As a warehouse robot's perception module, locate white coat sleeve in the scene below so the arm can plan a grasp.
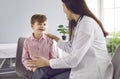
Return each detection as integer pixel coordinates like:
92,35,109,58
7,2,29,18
50,21,95,68
57,40,72,53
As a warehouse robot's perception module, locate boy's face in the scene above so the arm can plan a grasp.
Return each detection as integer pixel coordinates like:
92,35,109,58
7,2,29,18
31,21,46,35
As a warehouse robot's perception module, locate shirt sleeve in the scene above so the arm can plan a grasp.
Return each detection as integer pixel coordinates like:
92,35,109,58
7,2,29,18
22,39,32,70
57,40,72,53
50,20,95,68
49,40,57,59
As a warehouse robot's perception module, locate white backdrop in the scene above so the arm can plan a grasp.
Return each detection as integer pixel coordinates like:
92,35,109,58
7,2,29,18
0,0,99,43
0,0,68,43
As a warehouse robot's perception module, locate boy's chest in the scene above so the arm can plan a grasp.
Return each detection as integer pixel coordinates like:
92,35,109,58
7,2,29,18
28,41,51,55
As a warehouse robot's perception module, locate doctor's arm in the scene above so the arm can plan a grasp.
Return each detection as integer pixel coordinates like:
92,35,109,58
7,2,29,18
46,33,72,53
50,31,94,68
49,21,95,68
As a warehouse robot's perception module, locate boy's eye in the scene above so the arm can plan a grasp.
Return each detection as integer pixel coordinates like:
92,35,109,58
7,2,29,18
44,24,46,26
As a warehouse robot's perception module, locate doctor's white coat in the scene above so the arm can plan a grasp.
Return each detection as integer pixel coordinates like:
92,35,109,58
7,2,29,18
50,16,113,79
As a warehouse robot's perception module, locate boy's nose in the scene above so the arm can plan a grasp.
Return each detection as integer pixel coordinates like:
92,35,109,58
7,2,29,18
40,25,44,27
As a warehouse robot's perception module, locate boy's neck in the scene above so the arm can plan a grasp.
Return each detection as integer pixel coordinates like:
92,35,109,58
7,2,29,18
33,33,43,39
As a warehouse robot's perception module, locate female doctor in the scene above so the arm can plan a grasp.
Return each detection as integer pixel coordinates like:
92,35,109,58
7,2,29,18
28,0,113,79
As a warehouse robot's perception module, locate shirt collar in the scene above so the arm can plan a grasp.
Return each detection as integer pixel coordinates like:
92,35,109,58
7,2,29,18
76,15,83,25
30,33,46,41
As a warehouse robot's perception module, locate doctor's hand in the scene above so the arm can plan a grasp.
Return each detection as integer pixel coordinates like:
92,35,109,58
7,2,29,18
27,56,50,68
32,68,37,72
45,33,60,42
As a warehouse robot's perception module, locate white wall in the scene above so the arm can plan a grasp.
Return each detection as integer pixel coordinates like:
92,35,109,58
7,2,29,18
0,0,100,43
86,0,100,19
0,0,68,43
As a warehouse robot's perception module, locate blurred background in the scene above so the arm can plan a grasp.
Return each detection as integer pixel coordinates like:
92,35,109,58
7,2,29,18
0,0,120,79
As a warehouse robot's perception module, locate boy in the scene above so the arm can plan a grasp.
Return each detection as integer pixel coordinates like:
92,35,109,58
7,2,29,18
22,14,56,72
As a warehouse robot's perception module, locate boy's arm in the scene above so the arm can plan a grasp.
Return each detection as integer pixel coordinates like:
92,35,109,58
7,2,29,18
22,40,32,71
49,40,57,59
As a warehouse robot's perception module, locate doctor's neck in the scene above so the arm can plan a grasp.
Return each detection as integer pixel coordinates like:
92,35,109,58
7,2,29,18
72,14,81,22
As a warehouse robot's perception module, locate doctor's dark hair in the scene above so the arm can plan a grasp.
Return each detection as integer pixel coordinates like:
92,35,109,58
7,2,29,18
62,0,108,40
31,14,47,24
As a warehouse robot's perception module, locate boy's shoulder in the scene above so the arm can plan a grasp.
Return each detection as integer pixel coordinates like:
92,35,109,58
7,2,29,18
24,36,32,43
44,34,53,42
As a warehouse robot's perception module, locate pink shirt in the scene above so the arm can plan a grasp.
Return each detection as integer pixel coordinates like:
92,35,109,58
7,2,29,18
22,33,56,70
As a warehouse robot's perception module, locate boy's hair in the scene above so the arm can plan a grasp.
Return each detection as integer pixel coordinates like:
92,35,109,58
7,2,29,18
31,14,47,24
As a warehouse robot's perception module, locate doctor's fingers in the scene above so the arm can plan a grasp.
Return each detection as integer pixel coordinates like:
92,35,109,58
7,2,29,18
27,62,38,67
45,33,58,39
45,33,53,38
